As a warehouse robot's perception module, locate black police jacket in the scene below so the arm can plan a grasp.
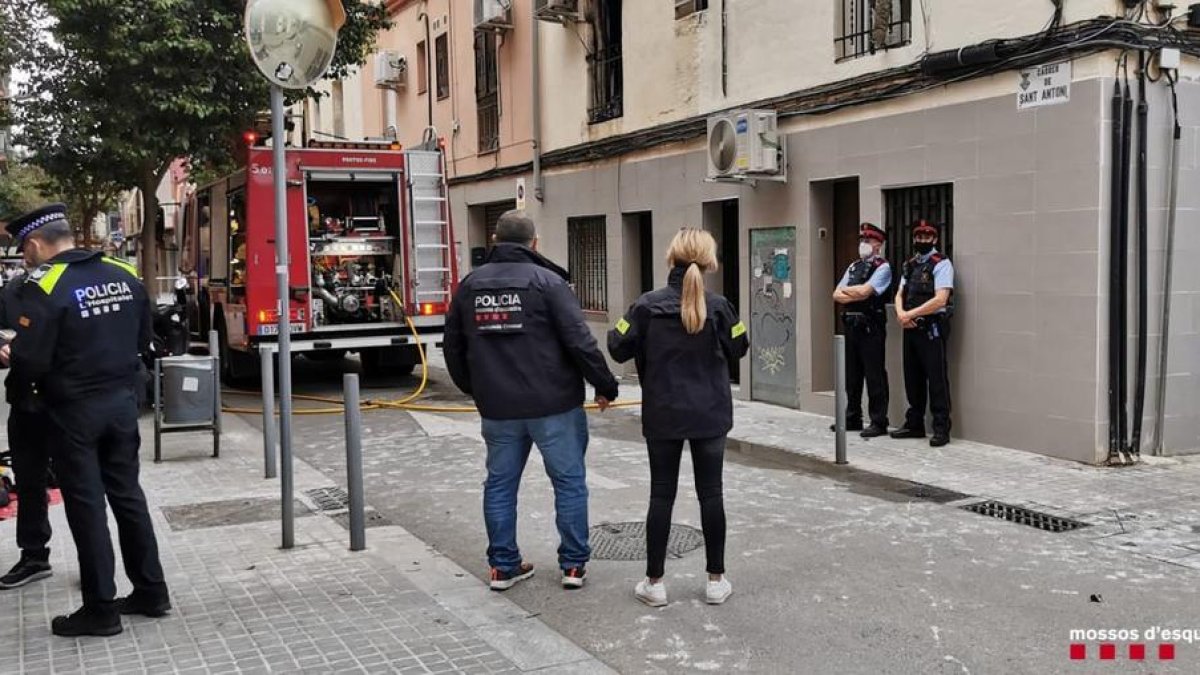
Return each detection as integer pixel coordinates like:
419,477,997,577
607,266,749,440
0,274,44,412
11,249,151,402
444,243,619,420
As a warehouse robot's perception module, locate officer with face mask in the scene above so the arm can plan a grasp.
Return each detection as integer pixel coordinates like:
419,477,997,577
831,223,892,437
892,219,955,447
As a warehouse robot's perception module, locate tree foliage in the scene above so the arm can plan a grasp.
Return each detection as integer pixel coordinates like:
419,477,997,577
10,0,390,283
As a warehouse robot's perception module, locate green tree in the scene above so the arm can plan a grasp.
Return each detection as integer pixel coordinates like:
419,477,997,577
13,0,389,285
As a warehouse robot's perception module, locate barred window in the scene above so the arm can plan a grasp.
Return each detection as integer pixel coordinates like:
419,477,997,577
884,183,954,266
836,0,912,62
568,217,608,313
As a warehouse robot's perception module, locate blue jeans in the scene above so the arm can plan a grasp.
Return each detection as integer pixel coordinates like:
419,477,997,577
481,407,590,573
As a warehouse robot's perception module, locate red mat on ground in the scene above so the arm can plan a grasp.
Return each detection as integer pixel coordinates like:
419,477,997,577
0,489,62,521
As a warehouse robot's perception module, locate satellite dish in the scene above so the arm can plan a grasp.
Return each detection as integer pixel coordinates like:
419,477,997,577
708,118,737,174
244,0,346,89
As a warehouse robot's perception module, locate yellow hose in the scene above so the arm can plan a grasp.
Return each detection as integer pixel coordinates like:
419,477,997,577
220,289,639,416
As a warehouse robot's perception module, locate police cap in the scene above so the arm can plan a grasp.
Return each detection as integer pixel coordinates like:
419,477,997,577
859,222,886,243
912,219,938,238
5,203,69,248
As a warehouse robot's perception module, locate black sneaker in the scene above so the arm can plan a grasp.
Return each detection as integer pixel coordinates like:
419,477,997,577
561,566,587,589
51,606,122,637
930,435,951,448
0,552,52,590
489,562,534,591
116,592,172,618
889,428,926,439
860,426,889,439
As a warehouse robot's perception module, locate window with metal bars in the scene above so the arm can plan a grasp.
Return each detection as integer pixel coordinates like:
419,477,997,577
884,183,954,269
475,30,500,154
568,217,608,313
588,0,623,124
435,33,450,100
836,0,912,62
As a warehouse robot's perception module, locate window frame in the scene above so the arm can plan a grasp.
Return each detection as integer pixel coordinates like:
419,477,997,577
835,0,913,63
567,216,609,314
416,40,428,95
475,30,500,154
883,183,955,293
435,33,450,101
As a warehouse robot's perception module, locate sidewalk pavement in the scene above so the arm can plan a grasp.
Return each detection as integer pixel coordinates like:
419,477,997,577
0,405,614,675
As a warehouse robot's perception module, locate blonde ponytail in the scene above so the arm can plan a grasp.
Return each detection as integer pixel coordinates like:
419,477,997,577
666,228,719,335
680,262,707,334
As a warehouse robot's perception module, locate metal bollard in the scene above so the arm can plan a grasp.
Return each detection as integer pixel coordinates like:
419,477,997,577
834,335,848,465
261,347,278,479
343,374,367,551
209,330,222,457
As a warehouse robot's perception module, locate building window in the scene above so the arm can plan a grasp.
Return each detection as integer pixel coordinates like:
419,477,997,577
836,0,912,62
588,0,623,124
568,216,608,313
416,40,428,94
475,31,500,154
884,183,954,265
435,33,450,100
675,0,709,19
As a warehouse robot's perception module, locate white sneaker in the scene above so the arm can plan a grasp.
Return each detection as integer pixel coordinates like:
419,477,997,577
706,577,732,605
635,579,668,607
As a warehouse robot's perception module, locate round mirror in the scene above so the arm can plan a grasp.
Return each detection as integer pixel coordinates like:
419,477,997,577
244,0,343,89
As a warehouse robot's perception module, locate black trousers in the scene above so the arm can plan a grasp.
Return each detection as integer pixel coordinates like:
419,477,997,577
844,323,889,429
8,408,53,556
902,320,952,437
645,437,726,579
49,390,167,610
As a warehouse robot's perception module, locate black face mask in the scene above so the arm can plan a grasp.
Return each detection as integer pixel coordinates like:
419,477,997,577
914,242,935,255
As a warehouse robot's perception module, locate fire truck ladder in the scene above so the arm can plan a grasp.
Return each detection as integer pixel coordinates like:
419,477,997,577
404,149,454,311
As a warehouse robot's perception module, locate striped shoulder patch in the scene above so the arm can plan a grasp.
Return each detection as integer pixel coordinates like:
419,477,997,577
27,263,69,295
102,256,139,277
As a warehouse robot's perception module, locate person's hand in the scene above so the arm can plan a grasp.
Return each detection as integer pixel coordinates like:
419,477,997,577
0,343,11,367
594,396,610,412
895,309,909,325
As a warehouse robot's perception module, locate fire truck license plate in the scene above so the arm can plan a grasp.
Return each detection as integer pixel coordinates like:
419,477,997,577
257,323,306,336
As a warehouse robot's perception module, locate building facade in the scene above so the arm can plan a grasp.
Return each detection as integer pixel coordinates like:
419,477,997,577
320,0,1200,464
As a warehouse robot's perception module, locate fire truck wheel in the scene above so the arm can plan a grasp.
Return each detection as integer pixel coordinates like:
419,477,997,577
215,314,259,386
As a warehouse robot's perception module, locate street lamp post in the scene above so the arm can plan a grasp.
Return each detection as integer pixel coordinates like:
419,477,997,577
244,0,345,550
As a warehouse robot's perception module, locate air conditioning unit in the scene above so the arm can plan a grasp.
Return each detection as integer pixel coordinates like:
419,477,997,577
706,109,783,180
373,50,407,89
475,0,513,31
536,0,582,23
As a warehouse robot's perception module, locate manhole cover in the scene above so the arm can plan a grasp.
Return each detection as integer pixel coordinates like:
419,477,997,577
589,521,704,561
163,497,311,531
961,501,1090,533
306,486,351,512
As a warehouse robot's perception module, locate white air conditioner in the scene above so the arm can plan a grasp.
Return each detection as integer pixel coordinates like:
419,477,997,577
675,0,705,20
706,109,782,180
373,50,407,89
475,0,513,31
536,0,582,23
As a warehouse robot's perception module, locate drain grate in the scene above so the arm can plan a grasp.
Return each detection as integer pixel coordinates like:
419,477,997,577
589,521,704,561
163,497,310,531
961,501,1090,533
306,486,351,512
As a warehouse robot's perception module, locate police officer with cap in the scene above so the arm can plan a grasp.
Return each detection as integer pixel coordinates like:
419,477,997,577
832,223,892,437
892,219,955,447
0,235,55,591
1,204,169,637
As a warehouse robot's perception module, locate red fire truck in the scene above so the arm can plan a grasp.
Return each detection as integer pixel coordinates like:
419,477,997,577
179,139,459,382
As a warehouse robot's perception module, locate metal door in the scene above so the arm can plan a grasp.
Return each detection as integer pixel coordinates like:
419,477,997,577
749,227,797,406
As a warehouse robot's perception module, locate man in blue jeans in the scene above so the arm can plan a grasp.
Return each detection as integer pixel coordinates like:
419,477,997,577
445,211,619,591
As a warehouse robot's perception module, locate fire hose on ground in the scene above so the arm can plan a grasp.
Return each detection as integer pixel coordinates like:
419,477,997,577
218,289,641,416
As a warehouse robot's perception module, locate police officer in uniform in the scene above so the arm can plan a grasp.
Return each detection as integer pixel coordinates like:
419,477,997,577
891,219,955,447
0,264,55,590
444,211,618,591
2,204,169,637
832,223,892,438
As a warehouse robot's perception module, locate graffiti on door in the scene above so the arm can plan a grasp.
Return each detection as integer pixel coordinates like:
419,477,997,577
749,228,797,406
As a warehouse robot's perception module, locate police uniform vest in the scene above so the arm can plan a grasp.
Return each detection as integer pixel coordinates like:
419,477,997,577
845,257,887,324
903,253,950,314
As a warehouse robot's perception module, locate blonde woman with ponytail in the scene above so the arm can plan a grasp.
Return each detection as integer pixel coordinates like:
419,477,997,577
608,228,749,607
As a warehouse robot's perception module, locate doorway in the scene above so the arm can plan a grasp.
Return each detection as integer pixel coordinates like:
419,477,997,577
809,178,860,393
622,212,654,309
704,199,742,383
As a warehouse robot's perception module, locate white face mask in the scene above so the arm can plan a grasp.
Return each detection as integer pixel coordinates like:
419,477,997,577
858,242,874,259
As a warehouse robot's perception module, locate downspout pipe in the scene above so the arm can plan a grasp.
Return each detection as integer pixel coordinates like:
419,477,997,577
1107,79,1125,463
1131,54,1149,458
532,5,544,201
1152,74,1182,455
1119,77,1134,461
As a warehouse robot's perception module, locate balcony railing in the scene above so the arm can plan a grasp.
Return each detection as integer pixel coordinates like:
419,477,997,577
587,45,623,124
